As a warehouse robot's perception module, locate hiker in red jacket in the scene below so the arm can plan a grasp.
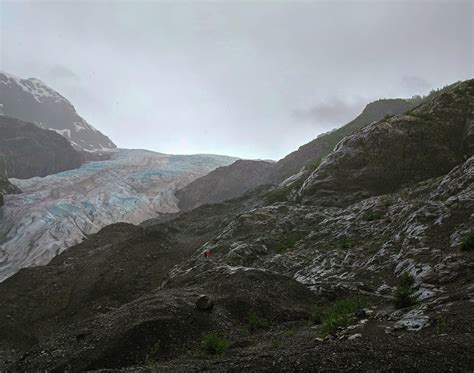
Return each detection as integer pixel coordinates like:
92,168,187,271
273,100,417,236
203,249,212,258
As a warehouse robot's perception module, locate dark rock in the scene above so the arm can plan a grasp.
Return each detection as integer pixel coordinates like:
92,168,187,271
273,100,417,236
0,116,82,178
176,159,274,211
0,160,21,199
195,295,214,311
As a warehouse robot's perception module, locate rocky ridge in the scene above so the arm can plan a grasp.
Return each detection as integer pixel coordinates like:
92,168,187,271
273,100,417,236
300,80,473,206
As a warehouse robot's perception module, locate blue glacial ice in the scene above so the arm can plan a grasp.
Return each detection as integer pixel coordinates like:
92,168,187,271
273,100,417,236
0,149,237,281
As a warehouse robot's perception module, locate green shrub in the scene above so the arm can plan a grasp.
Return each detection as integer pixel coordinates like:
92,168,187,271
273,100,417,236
338,236,354,249
365,211,384,221
201,332,229,355
394,272,417,309
320,299,365,336
461,231,474,251
247,311,270,332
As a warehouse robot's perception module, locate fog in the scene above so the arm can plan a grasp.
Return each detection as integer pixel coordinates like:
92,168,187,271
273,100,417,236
1,0,472,159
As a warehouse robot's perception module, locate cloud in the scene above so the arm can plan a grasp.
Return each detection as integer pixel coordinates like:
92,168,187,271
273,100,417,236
1,1,472,159
401,75,432,94
48,65,80,81
293,97,367,127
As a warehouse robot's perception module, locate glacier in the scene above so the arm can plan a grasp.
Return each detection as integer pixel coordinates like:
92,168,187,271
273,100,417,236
0,149,237,281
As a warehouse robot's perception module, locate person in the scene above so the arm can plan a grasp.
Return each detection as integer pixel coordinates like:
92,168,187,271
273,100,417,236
203,249,211,258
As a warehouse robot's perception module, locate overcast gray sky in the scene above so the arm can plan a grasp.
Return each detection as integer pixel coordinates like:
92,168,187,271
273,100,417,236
0,0,472,159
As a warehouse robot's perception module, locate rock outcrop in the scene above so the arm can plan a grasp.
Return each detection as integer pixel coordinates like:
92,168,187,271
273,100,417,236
176,159,274,210
300,80,473,206
0,157,21,206
0,173,19,207
0,116,82,179
0,71,116,152
268,98,415,183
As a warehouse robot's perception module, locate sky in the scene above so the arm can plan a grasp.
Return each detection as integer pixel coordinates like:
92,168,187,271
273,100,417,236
0,0,472,160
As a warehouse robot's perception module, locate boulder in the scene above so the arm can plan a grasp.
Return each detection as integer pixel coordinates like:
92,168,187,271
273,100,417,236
195,295,214,311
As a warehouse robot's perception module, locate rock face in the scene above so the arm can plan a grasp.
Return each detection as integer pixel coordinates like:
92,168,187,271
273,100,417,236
0,116,82,179
300,80,474,206
0,160,21,207
176,159,274,210
0,79,473,371
0,71,116,152
0,149,237,281
0,174,19,207
268,98,415,183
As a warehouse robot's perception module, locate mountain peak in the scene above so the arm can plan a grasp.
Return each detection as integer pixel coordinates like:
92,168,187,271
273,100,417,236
0,71,116,152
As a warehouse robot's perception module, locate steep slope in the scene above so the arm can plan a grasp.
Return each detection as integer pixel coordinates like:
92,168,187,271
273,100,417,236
0,116,82,179
0,150,237,281
300,80,473,206
175,99,414,210
176,159,274,211
0,71,116,152
0,79,472,371
268,98,414,183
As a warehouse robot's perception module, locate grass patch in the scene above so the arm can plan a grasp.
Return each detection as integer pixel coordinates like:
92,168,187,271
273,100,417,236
436,315,448,335
144,342,161,367
201,332,229,355
365,211,384,221
338,236,354,249
285,328,296,337
320,298,366,336
275,231,305,253
406,111,435,121
270,338,281,349
394,272,417,309
461,230,474,251
247,311,270,332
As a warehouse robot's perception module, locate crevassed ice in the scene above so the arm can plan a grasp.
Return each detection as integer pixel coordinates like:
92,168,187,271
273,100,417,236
0,149,237,282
